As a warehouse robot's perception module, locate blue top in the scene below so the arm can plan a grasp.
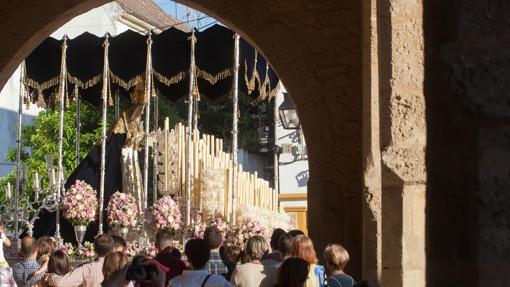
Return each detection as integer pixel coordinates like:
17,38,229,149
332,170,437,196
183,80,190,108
308,264,326,287
327,273,355,287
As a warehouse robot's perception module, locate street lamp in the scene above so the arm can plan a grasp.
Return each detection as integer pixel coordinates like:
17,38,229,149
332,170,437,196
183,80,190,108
278,93,300,129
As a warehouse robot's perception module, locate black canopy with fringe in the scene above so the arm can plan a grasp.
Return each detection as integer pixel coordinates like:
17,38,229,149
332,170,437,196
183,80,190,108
24,24,279,107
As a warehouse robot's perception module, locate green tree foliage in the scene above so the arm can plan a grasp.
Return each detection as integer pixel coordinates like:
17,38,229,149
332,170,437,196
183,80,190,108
0,101,105,205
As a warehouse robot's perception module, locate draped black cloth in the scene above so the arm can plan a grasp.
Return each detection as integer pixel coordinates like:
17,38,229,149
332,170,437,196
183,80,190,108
32,133,139,243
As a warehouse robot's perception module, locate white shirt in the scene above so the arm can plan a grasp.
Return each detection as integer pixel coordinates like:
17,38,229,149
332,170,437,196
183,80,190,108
168,270,233,287
230,262,277,287
0,233,6,262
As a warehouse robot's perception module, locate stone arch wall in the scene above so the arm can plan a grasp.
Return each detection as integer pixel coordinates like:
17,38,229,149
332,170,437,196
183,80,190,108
0,0,365,280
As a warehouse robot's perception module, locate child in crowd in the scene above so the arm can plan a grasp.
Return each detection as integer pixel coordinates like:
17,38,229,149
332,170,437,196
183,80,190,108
323,244,355,287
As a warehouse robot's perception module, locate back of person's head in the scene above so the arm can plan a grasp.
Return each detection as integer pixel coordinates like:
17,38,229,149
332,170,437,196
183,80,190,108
155,229,176,251
103,251,129,280
110,235,127,252
237,250,250,264
21,236,37,257
270,228,286,251
37,236,56,257
277,258,309,287
48,250,70,275
185,239,210,269
324,244,350,274
203,226,223,250
278,233,294,258
291,235,318,264
245,235,268,261
170,247,182,259
288,229,305,238
224,244,242,263
94,234,113,257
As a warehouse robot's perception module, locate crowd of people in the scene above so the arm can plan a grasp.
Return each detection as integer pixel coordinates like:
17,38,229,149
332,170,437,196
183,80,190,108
0,220,367,287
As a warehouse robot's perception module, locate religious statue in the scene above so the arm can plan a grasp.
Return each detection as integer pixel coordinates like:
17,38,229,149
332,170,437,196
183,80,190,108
110,81,146,212
32,80,148,243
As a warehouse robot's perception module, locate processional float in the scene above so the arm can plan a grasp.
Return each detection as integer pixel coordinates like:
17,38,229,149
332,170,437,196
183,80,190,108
6,24,284,246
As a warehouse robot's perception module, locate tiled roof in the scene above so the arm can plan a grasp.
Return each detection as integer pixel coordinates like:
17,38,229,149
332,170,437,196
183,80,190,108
116,0,192,32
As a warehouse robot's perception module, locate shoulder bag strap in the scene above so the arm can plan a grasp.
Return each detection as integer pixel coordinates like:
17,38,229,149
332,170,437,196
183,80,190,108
201,274,212,287
330,276,345,287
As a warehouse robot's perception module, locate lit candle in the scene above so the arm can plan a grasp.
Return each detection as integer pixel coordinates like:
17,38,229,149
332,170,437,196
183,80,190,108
6,182,11,199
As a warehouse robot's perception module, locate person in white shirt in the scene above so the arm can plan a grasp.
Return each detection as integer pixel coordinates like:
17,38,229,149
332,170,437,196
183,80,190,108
0,221,12,268
168,239,232,287
230,235,277,287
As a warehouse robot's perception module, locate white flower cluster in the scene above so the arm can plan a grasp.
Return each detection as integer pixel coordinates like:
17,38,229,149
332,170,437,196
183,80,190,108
237,204,294,232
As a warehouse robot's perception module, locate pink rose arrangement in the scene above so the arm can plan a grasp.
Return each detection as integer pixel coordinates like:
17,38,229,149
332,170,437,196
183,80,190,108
226,218,269,246
75,241,95,259
62,180,98,226
190,221,207,238
107,192,139,228
126,241,158,258
151,196,182,230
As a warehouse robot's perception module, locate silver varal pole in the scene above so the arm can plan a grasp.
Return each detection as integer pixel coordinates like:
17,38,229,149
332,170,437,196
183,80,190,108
143,33,153,212
98,35,110,235
273,93,280,197
231,34,240,224
55,36,68,243
14,61,26,245
75,86,81,165
152,94,159,203
186,30,196,227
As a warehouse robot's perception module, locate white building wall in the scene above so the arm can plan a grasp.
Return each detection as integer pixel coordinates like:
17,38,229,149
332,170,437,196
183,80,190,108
51,3,130,39
0,2,132,176
275,86,308,208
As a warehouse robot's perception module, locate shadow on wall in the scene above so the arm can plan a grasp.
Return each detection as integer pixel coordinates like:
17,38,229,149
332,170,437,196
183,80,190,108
424,0,510,285
0,107,36,176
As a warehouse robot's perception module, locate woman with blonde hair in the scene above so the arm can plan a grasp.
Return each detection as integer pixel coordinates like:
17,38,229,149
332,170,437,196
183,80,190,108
291,235,325,287
230,235,277,287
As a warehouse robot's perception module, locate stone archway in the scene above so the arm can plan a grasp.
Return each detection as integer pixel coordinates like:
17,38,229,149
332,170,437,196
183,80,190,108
0,1,431,286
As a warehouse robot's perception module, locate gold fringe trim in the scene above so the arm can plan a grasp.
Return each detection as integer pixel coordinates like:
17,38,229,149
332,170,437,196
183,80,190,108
67,74,102,90
109,73,143,90
24,76,59,94
244,50,259,95
153,70,187,86
196,68,232,85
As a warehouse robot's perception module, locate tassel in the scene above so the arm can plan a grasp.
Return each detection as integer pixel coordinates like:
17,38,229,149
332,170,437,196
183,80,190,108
37,90,46,108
